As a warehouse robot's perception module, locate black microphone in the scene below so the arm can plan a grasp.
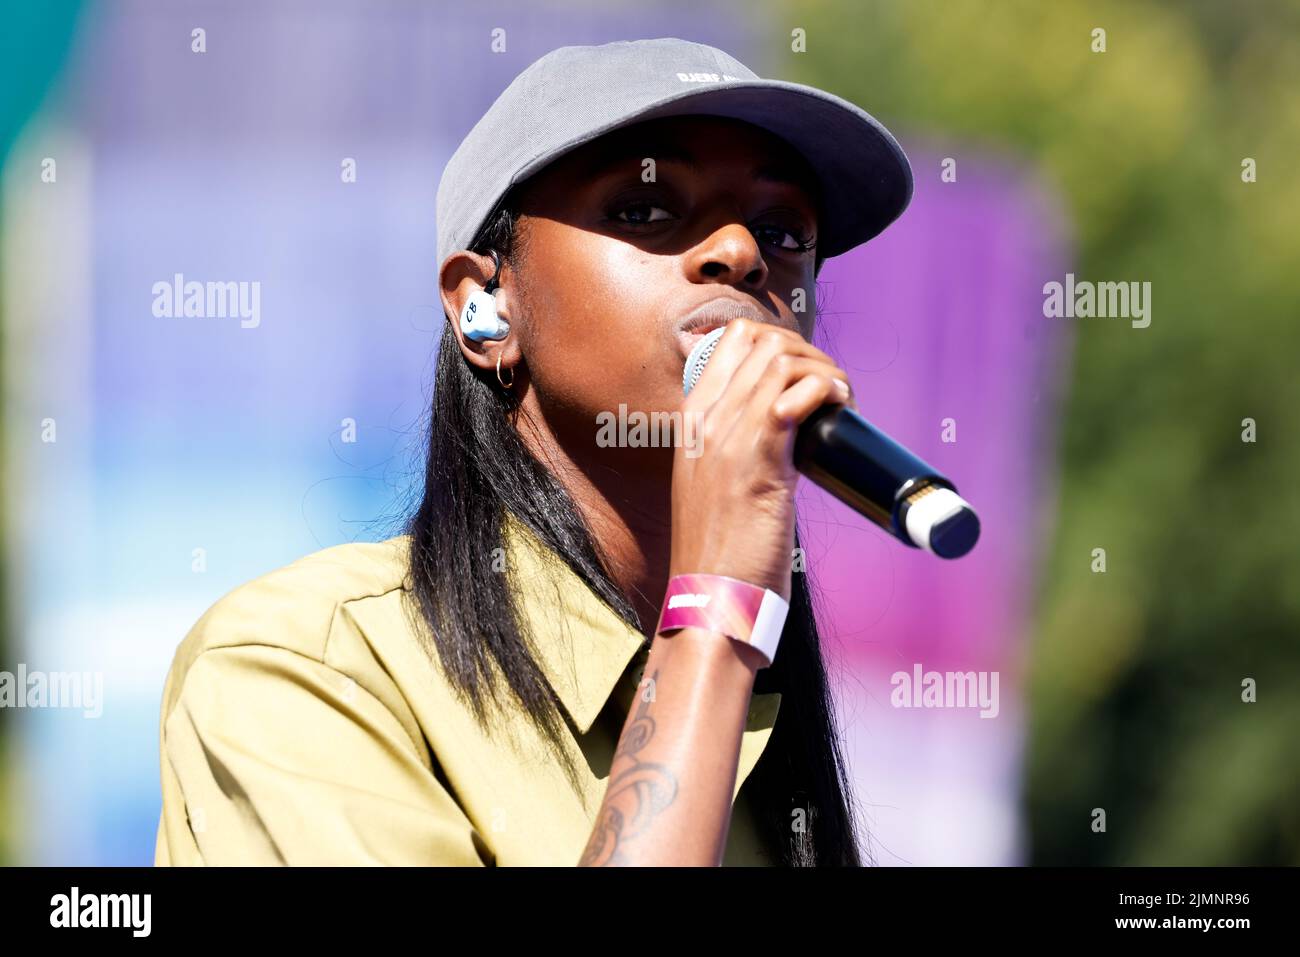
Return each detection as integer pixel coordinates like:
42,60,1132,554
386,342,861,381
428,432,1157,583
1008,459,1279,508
683,327,980,559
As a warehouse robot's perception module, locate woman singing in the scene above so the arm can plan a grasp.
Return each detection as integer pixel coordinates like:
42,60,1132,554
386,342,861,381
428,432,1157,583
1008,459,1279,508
155,36,911,867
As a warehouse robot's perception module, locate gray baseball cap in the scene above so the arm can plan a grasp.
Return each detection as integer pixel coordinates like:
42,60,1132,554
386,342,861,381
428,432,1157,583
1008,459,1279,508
436,37,913,271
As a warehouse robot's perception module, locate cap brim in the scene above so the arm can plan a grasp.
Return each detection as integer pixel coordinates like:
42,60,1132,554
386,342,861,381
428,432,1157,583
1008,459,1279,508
577,80,914,261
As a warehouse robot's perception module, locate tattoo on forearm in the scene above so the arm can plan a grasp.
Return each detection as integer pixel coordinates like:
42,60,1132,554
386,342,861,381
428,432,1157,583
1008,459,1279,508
579,668,678,865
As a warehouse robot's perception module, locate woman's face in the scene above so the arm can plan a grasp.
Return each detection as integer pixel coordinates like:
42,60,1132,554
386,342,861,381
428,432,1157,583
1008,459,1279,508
465,114,822,465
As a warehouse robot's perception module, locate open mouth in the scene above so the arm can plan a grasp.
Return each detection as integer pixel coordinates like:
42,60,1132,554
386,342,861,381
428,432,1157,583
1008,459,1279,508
675,319,730,361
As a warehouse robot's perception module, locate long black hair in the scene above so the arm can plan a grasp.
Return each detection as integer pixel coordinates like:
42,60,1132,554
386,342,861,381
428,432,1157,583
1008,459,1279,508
404,192,866,866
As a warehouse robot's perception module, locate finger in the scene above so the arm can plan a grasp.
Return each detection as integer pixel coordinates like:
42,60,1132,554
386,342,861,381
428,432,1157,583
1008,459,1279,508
700,355,851,465
698,329,840,428
712,347,851,432
768,371,851,429
701,370,848,479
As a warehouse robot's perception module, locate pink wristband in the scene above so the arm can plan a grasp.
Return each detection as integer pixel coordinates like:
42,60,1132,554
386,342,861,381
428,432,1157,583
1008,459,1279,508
656,573,789,668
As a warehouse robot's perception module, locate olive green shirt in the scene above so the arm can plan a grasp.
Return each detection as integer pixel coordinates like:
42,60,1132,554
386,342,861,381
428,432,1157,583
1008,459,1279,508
154,513,783,865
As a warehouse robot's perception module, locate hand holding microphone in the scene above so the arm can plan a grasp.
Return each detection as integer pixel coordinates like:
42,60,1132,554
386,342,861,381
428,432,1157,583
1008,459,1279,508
667,319,864,607
683,322,980,559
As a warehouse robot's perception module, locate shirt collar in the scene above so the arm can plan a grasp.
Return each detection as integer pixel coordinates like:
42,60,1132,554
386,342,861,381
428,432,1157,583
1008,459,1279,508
502,511,782,740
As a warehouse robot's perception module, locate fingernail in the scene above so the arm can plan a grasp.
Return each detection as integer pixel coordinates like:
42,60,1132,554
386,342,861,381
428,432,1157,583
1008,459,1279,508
834,378,850,397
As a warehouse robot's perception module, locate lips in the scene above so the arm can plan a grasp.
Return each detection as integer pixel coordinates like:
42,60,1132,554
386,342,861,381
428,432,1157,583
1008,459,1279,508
673,297,769,361
675,325,726,362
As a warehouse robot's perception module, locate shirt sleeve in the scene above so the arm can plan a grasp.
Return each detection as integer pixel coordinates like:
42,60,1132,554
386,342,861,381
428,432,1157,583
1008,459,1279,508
157,642,489,866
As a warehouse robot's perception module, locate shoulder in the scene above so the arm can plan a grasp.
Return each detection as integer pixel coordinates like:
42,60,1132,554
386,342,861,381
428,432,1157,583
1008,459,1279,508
160,535,414,707
153,535,494,866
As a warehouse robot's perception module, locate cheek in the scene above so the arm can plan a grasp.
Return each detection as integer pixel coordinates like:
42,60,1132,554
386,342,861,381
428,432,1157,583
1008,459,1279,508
522,240,678,417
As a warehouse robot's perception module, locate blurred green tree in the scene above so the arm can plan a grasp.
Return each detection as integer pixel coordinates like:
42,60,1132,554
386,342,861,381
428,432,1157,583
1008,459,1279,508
784,0,1300,863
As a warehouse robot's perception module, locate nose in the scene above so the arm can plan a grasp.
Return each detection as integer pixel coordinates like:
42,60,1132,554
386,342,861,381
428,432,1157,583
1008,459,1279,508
681,202,769,289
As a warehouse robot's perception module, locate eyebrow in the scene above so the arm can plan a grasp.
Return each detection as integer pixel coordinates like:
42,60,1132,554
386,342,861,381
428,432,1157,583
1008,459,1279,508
576,140,818,195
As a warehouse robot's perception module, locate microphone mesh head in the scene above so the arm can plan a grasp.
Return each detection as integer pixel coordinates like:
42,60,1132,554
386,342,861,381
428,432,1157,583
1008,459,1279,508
682,326,728,396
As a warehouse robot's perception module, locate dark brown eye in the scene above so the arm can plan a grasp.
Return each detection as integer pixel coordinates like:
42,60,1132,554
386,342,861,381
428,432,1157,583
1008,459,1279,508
613,201,673,225
754,223,816,252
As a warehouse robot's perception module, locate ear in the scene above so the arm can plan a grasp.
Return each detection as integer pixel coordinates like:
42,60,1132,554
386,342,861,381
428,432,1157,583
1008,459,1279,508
439,250,521,378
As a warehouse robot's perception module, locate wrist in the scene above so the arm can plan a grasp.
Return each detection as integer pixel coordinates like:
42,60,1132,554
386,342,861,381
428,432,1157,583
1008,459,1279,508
667,553,791,604
653,624,769,675
656,572,788,669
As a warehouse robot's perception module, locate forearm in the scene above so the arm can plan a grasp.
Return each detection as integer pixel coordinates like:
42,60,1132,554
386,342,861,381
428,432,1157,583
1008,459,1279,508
577,626,764,866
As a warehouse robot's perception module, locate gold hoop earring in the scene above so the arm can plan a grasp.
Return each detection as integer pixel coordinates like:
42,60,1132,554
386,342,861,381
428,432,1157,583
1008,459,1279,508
495,349,514,390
